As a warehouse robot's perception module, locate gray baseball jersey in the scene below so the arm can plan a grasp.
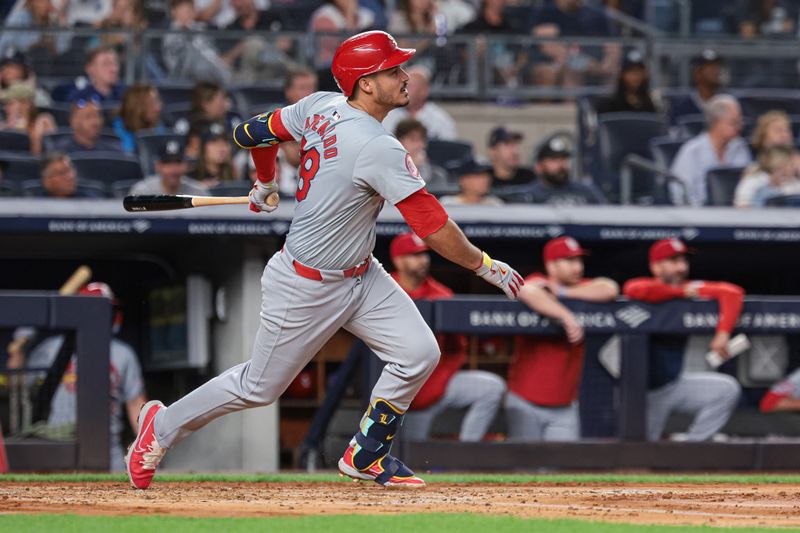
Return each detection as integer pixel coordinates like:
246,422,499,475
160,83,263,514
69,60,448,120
153,91,440,451
27,335,144,469
280,91,426,270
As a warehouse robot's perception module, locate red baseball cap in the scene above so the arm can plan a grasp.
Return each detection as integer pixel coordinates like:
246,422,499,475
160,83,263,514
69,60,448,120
649,238,695,263
390,233,429,260
543,236,588,263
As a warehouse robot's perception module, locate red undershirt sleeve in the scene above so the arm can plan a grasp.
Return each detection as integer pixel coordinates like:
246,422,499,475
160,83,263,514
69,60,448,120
395,189,449,238
250,145,279,183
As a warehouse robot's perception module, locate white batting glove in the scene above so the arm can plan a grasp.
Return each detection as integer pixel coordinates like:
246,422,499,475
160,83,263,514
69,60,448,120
249,180,278,213
474,252,524,299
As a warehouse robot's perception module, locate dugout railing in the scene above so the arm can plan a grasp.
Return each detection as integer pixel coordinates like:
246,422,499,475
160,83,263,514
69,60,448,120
0,293,111,471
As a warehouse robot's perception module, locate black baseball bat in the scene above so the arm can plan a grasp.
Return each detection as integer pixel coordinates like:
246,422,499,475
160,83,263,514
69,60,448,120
123,193,278,212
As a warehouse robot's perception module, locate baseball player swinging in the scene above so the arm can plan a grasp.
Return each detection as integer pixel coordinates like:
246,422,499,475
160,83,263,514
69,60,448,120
125,31,523,489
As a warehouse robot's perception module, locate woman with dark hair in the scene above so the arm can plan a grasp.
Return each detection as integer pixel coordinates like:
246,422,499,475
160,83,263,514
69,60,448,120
188,122,240,187
388,0,438,35
112,83,165,153
596,49,659,115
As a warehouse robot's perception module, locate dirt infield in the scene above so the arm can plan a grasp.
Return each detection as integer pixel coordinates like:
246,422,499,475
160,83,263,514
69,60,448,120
2,481,800,528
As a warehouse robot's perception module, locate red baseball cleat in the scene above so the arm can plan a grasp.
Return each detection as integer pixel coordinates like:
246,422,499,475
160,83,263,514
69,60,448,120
338,445,426,489
125,400,167,490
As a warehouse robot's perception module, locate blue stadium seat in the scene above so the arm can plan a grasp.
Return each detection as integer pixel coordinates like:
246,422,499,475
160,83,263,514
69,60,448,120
70,152,143,191
42,129,123,153
649,136,684,169
135,131,185,175
595,112,668,203
426,140,474,173
20,178,108,198
705,166,746,206
155,84,196,106
232,86,284,118
0,130,31,152
0,152,41,184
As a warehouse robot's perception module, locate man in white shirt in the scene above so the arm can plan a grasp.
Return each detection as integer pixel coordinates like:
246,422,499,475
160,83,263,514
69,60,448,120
382,65,457,140
670,94,752,206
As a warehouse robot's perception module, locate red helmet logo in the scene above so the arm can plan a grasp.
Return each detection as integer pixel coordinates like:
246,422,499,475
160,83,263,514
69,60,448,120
331,31,416,97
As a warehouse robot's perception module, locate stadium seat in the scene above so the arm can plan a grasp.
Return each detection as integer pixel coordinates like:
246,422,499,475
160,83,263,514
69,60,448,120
595,112,668,203
155,84,195,106
765,194,800,207
0,130,31,152
0,152,41,184
0,181,17,196
70,152,143,190
705,166,746,206
20,178,108,198
135,131,185,175
161,102,192,128
42,129,123,153
111,179,139,198
208,181,254,196
426,140,474,173
676,114,706,138
40,104,72,127
739,92,800,119
649,136,685,169
232,86,284,116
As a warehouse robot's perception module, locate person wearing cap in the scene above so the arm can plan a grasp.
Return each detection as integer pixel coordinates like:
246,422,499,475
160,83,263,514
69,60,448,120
0,81,56,155
596,49,659,115
390,233,507,442
23,282,147,471
0,48,50,108
128,140,208,196
439,158,503,206
487,126,537,189
189,122,241,186
502,136,606,205
669,94,752,206
623,238,743,441
382,65,457,141
50,90,123,154
505,236,619,441
669,49,724,126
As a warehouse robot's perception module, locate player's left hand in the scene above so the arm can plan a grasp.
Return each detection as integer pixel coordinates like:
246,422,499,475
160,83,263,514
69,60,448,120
249,180,278,213
474,252,524,299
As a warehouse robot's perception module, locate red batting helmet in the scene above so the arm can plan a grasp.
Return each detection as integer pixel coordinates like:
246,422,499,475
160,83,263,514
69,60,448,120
331,31,416,97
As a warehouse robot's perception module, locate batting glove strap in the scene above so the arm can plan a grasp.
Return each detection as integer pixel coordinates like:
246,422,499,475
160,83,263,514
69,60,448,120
474,252,524,299
248,180,278,213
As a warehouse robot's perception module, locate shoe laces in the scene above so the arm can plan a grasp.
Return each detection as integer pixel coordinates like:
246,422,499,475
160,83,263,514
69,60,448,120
140,440,166,471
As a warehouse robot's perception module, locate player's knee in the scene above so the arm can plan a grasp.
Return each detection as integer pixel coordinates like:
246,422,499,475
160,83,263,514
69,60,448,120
482,372,507,401
717,375,742,406
405,333,440,377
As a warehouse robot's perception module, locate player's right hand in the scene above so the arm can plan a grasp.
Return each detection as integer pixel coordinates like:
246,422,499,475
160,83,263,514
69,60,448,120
562,313,584,344
249,180,278,213
474,252,524,299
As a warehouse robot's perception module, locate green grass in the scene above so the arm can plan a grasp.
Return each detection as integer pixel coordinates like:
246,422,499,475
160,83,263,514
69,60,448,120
2,515,798,533
3,472,800,484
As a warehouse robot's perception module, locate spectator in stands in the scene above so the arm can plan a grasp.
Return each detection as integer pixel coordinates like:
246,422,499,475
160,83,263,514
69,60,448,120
506,236,618,441
394,118,449,191
595,49,659,115
390,233,507,442
0,0,71,57
624,238,743,442
461,0,516,33
51,93,123,154
669,49,724,126
750,145,800,207
218,0,296,84
0,82,57,155
760,367,800,412
63,0,112,26
735,111,799,207
162,0,231,85
530,0,620,89
503,137,606,205
23,282,146,471
487,126,536,188
0,49,50,107
276,67,318,195
439,158,503,205
129,140,208,195
112,83,166,153
189,122,240,186
37,152,105,198
95,0,148,51
670,94,752,206
66,46,125,104
310,0,375,71
382,65,456,141
739,0,797,38
195,0,238,27
179,82,241,159
388,0,439,34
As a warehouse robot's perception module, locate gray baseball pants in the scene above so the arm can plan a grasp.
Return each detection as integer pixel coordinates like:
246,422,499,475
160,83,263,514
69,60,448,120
503,392,580,441
154,249,440,449
647,372,741,441
402,370,507,442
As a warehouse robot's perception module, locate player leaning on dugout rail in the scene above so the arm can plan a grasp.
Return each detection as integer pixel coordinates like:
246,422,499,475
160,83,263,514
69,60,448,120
124,31,524,491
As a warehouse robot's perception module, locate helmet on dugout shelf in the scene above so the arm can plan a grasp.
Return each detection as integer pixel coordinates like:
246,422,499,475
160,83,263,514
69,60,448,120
331,31,416,97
